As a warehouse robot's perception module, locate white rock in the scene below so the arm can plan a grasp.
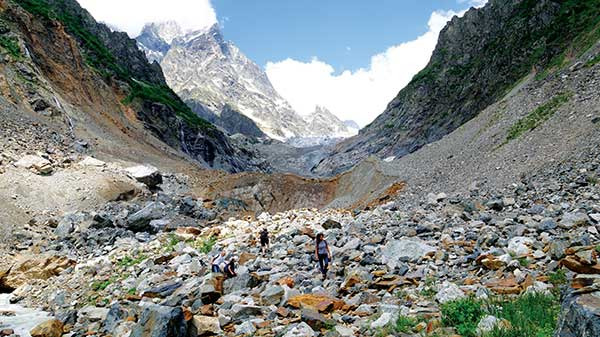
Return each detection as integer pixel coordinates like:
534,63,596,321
382,238,436,267
370,312,393,329
507,237,533,256
477,315,501,335
235,321,256,336
435,281,466,304
79,156,106,167
283,322,315,337
334,325,355,337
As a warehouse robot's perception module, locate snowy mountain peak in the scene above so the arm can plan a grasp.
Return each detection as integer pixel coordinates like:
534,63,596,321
140,21,185,44
304,106,357,138
136,23,353,142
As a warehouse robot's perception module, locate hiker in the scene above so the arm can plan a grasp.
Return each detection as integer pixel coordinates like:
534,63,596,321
211,250,226,273
259,228,269,254
224,257,237,278
315,233,332,279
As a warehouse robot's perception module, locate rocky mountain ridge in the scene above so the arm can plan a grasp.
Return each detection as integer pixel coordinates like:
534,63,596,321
137,22,355,141
314,0,600,175
0,0,268,173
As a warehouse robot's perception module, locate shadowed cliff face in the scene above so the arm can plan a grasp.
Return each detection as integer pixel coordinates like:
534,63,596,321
313,0,600,176
5,0,268,173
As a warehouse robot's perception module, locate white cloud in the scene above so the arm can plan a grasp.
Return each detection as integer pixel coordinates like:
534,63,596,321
76,0,217,38
458,0,488,8
266,10,467,127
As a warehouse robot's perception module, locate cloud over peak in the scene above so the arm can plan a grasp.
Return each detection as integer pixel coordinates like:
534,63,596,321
265,10,463,127
76,0,217,38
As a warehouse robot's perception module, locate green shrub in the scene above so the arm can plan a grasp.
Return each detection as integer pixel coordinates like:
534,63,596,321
395,315,418,333
441,297,484,337
484,293,559,337
197,236,217,254
91,279,111,291
506,92,572,142
117,253,147,268
0,36,22,59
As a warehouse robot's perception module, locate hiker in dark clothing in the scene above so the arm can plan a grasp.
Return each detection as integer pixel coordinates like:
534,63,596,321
224,257,237,278
315,233,332,279
260,228,269,254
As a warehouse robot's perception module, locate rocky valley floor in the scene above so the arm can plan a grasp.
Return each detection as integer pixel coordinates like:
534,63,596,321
1,139,599,336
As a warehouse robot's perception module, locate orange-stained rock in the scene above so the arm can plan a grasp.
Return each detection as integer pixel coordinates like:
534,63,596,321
175,227,202,240
287,294,346,313
277,276,295,288
238,252,256,265
2,255,76,289
276,307,290,317
486,277,522,294
30,320,64,337
560,256,600,274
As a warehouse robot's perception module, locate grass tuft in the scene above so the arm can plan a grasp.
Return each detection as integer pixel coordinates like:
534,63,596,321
505,92,572,142
484,293,559,337
441,297,484,337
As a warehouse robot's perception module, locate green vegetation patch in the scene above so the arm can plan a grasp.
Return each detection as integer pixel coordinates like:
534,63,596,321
441,297,484,337
505,92,572,142
0,35,22,59
196,236,217,254
123,80,214,132
484,293,559,337
117,253,147,268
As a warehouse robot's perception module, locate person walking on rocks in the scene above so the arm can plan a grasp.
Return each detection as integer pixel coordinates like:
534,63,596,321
211,250,226,273
259,228,269,254
315,233,332,280
224,256,237,278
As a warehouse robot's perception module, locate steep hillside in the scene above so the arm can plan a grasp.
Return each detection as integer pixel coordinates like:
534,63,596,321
3,0,266,173
314,0,600,175
137,22,353,141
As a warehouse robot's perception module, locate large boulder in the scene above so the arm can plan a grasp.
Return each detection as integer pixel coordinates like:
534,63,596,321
555,290,600,337
0,255,75,290
199,273,225,304
190,315,221,336
301,308,333,331
130,304,187,337
125,165,163,189
126,202,166,232
435,281,466,304
30,320,64,337
14,155,52,175
283,322,315,337
381,238,436,267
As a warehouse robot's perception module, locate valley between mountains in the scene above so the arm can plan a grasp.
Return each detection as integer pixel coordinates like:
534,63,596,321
1,0,600,336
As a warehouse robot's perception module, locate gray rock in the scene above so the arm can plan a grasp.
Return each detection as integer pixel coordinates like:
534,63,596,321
559,212,590,229
260,285,284,306
127,202,166,232
382,238,436,267
555,291,600,337
235,321,257,336
229,304,263,322
130,304,187,337
283,322,315,337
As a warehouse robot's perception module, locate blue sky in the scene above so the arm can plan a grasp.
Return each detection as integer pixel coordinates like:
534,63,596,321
78,0,486,125
214,1,477,71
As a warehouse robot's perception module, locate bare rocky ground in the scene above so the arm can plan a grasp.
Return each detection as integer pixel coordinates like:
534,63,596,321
0,10,599,337
0,139,599,336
